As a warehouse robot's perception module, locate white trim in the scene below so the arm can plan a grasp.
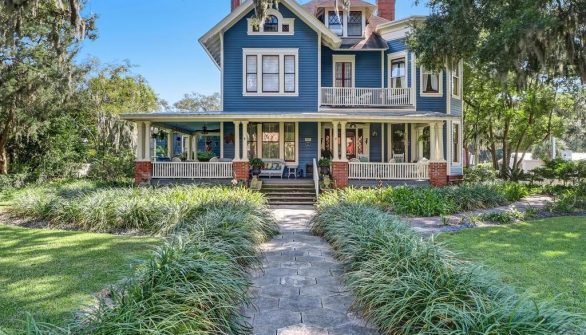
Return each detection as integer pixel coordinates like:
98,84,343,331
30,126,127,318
451,120,462,166
220,121,224,158
410,53,417,108
247,9,295,35
318,32,322,108
380,51,385,87
420,67,444,97
332,54,356,88
446,63,451,114
220,33,224,109
242,48,299,96
387,51,408,89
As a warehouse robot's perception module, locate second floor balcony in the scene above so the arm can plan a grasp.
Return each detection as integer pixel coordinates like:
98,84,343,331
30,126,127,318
321,87,413,108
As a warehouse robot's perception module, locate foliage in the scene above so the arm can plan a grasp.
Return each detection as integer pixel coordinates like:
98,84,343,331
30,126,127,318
249,158,264,168
409,0,586,83
547,183,586,213
172,92,221,112
319,182,529,217
463,164,498,183
312,202,585,334
197,151,215,162
530,159,586,185
9,181,270,235
438,216,586,314
479,209,525,224
0,225,156,333
318,158,331,167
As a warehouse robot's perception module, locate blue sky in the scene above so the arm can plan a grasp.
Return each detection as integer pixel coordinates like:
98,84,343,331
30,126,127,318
80,1,429,103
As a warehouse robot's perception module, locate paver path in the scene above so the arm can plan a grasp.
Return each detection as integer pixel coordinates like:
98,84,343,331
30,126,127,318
245,207,378,335
406,195,554,236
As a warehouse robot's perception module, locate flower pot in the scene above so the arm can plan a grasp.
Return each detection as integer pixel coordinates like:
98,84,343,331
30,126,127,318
320,166,330,176
251,166,262,176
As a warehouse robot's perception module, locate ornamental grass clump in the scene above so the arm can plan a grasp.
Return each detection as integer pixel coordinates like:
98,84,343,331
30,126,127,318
313,198,585,334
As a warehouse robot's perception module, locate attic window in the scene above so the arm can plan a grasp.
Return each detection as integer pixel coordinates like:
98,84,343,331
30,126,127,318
247,10,295,35
348,11,363,36
264,15,279,32
328,11,343,36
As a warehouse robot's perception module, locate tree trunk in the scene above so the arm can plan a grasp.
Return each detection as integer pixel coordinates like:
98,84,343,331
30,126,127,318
0,143,8,175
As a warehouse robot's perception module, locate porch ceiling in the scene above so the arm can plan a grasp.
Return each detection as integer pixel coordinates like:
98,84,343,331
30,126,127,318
122,110,460,124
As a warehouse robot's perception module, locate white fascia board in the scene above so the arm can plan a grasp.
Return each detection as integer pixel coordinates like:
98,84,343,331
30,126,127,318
375,15,427,35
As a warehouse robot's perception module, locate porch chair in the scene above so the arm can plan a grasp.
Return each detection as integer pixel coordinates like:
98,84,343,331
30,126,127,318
349,158,360,162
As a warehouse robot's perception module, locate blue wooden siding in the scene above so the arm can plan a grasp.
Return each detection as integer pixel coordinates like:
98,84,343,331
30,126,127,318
223,4,319,112
450,97,463,116
387,38,407,54
321,48,383,88
370,123,383,162
298,122,318,177
415,67,447,113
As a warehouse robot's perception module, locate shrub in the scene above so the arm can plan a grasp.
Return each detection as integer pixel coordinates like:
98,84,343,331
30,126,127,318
463,164,498,183
530,159,586,185
312,201,585,334
548,183,586,213
387,186,456,216
479,209,525,224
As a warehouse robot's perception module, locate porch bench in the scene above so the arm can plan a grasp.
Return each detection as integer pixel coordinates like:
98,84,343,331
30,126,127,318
259,159,285,179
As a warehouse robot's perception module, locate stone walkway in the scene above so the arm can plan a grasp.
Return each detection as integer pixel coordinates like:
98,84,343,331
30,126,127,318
405,195,554,236
245,207,378,335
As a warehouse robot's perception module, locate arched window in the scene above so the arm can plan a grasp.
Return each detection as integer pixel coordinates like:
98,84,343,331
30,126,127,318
263,15,279,32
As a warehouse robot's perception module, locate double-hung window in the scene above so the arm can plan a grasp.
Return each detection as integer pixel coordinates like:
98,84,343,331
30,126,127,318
284,122,296,162
421,67,443,96
262,123,280,159
243,49,298,95
452,122,461,164
390,58,406,89
452,61,461,98
247,123,258,159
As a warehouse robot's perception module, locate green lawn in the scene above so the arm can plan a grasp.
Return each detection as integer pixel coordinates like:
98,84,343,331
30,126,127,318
0,224,157,333
438,216,586,314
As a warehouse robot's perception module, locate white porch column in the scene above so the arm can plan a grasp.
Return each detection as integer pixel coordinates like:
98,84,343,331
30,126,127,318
332,121,339,161
241,121,249,161
340,121,348,161
410,125,417,162
278,122,284,160
430,123,437,160
220,122,224,159
439,121,445,161
166,131,173,158
381,123,385,162
387,123,393,157
317,122,322,159
144,121,151,161
135,122,144,160
418,127,424,160
233,121,241,161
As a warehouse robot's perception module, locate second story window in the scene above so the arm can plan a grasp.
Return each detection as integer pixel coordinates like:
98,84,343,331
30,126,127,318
390,58,406,89
263,15,279,32
328,11,344,36
243,49,299,96
347,11,363,37
421,67,443,96
452,61,462,98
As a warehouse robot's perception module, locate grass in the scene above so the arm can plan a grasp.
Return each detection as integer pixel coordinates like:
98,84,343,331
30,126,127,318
313,195,585,334
438,216,586,314
0,225,157,333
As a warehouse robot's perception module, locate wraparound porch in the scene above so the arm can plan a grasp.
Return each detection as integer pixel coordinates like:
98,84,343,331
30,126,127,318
124,110,463,187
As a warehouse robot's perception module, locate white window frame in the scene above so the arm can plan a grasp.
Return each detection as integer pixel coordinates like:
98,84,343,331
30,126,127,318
451,60,463,99
251,121,299,166
387,51,408,89
420,67,443,97
247,9,295,35
451,120,462,166
324,8,365,38
242,48,299,96
332,54,356,88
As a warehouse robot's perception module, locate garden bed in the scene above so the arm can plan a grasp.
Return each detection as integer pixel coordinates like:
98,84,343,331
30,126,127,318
312,193,585,334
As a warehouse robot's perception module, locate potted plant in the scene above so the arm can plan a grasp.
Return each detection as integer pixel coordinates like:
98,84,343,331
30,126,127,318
197,151,215,162
249,158,264,176
318,158,331,176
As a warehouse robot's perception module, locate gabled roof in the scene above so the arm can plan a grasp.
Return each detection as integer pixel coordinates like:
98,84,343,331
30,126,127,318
303,0,377,17
199,0,342,68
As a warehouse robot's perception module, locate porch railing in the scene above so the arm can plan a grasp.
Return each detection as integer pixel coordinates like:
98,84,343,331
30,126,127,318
349,162,429,180
152,162,233,179
321,87,412,107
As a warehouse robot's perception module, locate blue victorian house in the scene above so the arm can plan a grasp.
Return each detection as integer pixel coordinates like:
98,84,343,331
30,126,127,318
125,0,464,189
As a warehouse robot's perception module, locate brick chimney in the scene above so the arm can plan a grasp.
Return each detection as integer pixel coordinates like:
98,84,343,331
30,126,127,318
231,0,241,11
377,0,395,21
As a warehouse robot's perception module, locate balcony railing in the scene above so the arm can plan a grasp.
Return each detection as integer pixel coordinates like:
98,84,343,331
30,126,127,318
321,87,412,107
349,162,429,180
152,162,233,179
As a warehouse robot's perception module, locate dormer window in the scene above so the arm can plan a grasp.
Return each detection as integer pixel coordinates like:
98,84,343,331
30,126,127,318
247,9,295,35
263,15,279,32
348,11,363,36
328,11,344,36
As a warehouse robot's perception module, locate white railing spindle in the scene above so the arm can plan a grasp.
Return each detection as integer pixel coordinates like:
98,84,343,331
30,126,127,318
321,87,412,107
348,162,429,180
152,162,233,179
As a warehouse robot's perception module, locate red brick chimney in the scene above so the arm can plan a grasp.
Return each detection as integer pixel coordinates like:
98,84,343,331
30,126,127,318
231,0,241,11
377,0,396,21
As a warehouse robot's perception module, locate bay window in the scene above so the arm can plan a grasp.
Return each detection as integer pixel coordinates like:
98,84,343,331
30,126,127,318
243,49,298,96
390,58,406,89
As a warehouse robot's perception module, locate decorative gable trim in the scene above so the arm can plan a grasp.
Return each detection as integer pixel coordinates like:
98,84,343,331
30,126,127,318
199,0,341,68
247,9,295,35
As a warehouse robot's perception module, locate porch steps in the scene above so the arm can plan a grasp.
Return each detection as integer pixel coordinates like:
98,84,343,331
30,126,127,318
260,180,316,206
